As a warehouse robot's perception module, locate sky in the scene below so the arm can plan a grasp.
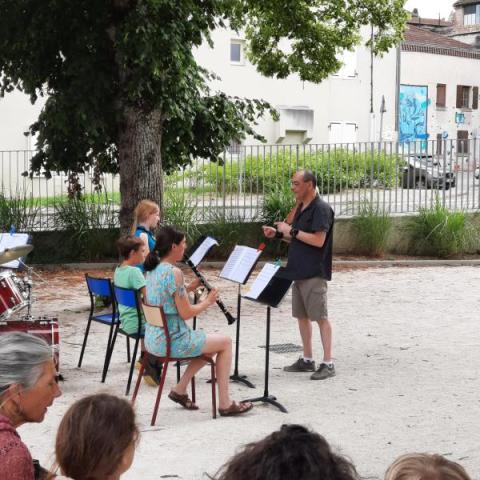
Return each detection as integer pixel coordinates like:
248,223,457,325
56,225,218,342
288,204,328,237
404,0,456,19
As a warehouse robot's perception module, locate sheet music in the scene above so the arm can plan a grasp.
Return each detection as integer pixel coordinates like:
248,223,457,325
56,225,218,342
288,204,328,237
219,245,262,283
244,263,280,300
188,236,218,267
0,233,30,268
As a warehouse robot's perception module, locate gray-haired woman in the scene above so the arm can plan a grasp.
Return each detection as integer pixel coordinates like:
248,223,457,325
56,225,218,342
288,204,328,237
0,332,61,480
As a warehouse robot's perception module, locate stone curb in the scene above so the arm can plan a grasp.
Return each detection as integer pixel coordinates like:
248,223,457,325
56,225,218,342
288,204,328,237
33,259,480,271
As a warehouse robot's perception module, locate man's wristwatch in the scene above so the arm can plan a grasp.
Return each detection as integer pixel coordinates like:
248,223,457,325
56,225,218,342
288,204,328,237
290,228,299,239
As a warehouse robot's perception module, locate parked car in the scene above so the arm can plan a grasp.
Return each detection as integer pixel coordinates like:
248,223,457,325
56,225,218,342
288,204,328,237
401,154,456,190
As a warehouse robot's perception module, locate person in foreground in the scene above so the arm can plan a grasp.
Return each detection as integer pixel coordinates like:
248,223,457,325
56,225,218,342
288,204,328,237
144,226,253,416
263,169,335,380
53,393,138,480
211,424,359,480
0,332,61,480
385,453,472,480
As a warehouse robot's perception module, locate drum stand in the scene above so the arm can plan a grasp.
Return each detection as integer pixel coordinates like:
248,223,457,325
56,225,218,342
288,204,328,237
18,259,47,319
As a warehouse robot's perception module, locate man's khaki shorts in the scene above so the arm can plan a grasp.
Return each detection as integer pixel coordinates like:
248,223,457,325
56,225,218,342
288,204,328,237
292,277,328,321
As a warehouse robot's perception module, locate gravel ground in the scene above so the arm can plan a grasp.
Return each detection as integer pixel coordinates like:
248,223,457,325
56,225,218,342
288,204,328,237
13,265,480,479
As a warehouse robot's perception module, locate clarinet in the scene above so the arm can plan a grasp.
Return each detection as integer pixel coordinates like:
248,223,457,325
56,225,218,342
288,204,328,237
184,257,236,325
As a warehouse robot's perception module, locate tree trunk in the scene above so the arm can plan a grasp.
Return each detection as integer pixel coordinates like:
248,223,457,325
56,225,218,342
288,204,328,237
118,107,164,233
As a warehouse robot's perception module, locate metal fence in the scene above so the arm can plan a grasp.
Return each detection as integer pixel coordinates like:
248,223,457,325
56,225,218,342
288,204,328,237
1,139,479,231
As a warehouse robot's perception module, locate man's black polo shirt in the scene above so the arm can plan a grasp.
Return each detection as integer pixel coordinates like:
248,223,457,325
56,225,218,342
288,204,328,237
284,195,334,281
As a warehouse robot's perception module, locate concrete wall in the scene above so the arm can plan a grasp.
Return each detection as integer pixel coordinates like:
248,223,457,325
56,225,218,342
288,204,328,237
0,90,45,151
401,50,480,143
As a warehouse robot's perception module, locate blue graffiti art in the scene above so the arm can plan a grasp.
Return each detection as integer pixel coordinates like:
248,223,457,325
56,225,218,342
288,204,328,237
399,85,429,144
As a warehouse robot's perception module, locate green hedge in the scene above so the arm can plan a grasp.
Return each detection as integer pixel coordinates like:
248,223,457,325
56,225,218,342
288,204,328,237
196,149,402,194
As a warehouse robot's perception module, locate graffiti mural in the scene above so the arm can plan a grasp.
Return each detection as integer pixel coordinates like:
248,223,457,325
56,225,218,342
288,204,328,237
399,85,429,144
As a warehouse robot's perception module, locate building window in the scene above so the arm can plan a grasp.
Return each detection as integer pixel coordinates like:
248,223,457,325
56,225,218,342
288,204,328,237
227,141,241,155
457,85,471,109
332,49,358,79
436,133,443,155
436,84,446,107
230,40,245,65
463,4,480,25
457,130,469,154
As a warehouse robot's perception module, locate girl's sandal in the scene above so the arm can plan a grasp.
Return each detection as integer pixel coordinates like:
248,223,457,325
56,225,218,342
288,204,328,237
168,390,199,410
218,401,254,417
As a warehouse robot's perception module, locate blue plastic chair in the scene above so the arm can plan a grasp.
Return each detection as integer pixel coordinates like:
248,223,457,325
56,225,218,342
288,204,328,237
79,275,124,382
107,285,144,395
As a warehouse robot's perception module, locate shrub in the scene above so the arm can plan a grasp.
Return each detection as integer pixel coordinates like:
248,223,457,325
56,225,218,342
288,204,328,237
408,197,475,257
54,193,118,260
0,190,39,232
163,190,199,244
202,209,257,258
197,148,402,195
352,203,392,257
261,181,296,225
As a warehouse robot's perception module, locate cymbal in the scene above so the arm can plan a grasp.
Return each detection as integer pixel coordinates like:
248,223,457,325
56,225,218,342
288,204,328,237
0,244,34,264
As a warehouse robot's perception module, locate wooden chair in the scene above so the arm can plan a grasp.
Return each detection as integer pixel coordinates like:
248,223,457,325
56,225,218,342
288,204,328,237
131,302,217,425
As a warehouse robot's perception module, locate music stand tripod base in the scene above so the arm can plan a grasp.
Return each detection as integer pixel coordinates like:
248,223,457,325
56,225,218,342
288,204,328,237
230,284,255,388
242,306,287,413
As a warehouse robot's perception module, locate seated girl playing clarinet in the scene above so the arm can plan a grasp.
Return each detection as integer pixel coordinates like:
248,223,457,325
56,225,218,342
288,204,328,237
143,226,253,417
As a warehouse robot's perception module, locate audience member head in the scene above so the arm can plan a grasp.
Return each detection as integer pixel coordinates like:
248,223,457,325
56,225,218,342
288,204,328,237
130,200,160,234
55,393,139,480
385,453,471,480
212,424,359,480
116,235,147,263
0,332,61,427
144,225,185,272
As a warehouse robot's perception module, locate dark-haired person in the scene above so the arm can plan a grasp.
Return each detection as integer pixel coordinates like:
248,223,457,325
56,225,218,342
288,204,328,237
54,393,138,480
211,424,359,480
144,226,253,416
263,169,335,380
114,235,160,385
0,332,61,480
385,453,472,480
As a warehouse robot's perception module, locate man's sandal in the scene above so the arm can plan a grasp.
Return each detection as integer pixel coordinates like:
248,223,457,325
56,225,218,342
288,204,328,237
218,401,254,417
168,391,199,410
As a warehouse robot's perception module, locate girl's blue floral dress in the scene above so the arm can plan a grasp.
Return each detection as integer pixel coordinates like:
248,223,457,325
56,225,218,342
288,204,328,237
145,262,206,357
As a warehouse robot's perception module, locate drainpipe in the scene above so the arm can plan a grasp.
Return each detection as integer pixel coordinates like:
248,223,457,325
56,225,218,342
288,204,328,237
395,44,401,141
369,24,376,142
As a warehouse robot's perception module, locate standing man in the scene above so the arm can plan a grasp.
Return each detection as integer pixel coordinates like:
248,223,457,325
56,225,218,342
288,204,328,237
262,170,335,380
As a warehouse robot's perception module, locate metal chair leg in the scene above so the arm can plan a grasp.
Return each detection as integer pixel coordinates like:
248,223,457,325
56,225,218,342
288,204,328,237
102,324,119,383
78,317,93,368
132,361,146,405
125,338,140,396
126,336,131,363
191,375,196,404
151,361,169,426
211,361,217,419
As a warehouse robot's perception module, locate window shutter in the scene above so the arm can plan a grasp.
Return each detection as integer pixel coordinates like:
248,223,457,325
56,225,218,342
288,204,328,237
473,87,479,110
436,84,446,107
456,85,463,108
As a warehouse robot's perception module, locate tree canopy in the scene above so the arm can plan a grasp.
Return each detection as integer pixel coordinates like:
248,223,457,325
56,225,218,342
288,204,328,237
0,0,408,227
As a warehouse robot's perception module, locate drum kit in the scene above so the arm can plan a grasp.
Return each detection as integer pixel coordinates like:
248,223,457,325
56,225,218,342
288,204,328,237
0,244,35,320
0,244,60,372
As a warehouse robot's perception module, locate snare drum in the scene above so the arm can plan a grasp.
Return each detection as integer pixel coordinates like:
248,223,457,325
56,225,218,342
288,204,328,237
0,271,28,320
0,316,60,372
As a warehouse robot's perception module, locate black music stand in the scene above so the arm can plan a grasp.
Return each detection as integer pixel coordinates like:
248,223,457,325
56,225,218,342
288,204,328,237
219,244,265,389
230,283,255,388
242,267,292,413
